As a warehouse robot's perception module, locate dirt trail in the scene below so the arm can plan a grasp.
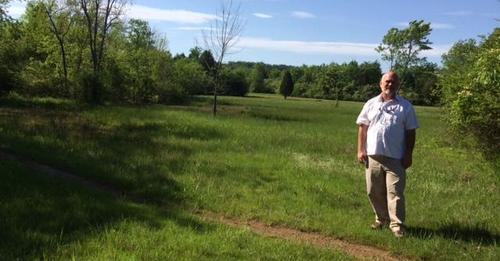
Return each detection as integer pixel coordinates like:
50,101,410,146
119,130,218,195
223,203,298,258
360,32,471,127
201,211,409,261
1,150,410,261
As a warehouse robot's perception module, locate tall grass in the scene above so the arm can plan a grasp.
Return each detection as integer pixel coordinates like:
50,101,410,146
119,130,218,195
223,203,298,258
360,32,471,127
0,94,498,260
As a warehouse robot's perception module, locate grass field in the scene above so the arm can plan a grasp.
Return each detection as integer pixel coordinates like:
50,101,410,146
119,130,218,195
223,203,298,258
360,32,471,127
0,94,498,260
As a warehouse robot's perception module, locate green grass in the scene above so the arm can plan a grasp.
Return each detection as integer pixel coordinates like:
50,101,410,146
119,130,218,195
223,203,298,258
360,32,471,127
0,158,353,260
0,94,498,260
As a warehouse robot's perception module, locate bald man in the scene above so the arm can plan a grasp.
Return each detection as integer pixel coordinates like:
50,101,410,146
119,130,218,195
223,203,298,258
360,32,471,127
356,71,419,238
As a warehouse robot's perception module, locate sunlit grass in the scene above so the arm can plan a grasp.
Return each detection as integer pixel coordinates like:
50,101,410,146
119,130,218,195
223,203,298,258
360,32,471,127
0,94,498,260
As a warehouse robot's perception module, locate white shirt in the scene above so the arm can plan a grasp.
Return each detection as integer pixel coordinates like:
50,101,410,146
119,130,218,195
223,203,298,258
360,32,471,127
356,95,419,159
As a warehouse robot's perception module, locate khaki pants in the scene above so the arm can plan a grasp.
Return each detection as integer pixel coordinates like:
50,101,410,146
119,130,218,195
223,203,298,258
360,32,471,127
366,155,406,231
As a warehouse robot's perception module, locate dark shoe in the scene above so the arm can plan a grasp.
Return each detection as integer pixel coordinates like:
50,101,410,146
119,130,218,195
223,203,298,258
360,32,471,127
370,221,387,230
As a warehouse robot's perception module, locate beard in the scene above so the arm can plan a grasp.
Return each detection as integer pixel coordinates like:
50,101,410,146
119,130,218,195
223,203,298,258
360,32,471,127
383,89,395,96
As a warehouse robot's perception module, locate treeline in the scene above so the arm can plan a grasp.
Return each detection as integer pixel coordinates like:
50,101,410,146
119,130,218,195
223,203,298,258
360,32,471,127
227,60,439,105
1,0,440,106
1,1,498,153
0,0,224,104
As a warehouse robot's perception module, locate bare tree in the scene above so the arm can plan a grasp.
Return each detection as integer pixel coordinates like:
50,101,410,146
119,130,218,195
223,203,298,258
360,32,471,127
78,0,127,102
42,0,74,95
203,0,244,116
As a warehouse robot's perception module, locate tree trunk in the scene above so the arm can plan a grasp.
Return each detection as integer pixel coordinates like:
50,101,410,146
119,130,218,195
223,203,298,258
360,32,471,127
213,87,217,117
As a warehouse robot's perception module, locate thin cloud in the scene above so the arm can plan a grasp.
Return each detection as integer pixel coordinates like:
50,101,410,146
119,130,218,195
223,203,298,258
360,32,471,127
291,11,316,19
126,4,217,24
253,13,273,18
432,23,455,29
422,44,453,57
175,26,212,31
236,37,450,58
236,37,378,56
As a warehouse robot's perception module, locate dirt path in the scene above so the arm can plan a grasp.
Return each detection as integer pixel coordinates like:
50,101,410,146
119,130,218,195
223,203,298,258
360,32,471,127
201,211,409,261
1,150,410,261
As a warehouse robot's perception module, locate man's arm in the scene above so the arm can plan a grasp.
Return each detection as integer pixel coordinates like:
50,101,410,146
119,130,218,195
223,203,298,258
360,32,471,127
357,125,368,164
402,129,416,169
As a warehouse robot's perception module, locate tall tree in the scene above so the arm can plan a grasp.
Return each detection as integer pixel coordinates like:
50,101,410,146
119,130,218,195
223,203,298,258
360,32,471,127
188,46,202,60
203,0,244,116
376,20,432,72
279,70,293,99
251,62,267,93
126,18,154,49
78,0,127,103
42,0,74,94
198,49,216,75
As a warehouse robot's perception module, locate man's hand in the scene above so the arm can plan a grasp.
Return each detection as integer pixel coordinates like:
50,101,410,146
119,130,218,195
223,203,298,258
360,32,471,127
357,151,368,164
403,129,416,169
357,124,368,167
402,154,412,169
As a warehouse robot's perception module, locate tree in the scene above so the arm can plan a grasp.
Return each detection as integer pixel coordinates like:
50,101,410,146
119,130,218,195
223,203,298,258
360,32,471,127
188,46,202,60
440,28,500,155
376,20,432,72
0,0,18,96
203,0,244,116
126,18,154,49
0,0,10,22
251,62,268,93
279,70,293,99
316,65,343,106
198,49,215,75
221,68,248,96
41,0,74,94
78,0,127,103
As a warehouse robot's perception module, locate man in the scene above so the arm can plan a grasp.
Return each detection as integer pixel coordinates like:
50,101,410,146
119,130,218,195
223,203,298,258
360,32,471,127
356,71,419,238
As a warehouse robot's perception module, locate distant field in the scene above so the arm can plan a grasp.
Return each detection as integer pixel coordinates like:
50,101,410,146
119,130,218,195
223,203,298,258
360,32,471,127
0,94,498,260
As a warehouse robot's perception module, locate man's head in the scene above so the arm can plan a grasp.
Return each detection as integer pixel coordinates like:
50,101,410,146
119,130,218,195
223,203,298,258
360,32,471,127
379,71,400,99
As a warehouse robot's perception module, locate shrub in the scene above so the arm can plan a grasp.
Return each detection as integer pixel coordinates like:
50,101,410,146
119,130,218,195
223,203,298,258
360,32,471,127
440,28,500,155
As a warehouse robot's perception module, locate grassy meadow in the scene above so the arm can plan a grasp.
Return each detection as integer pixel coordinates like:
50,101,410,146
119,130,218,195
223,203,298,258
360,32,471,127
0,94,498,260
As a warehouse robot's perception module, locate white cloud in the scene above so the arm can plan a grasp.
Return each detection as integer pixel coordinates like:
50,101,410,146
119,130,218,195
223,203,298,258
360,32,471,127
432,23,455,29
421,44,452,57
236,37,450,58
253,13,273,19
126,5,217,24
5,0,26,18
236,37,378,56
291,11,316,19
175,26,211,31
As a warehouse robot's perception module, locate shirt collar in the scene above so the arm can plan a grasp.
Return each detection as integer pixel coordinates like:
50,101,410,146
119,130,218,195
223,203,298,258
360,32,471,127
377,94,401,103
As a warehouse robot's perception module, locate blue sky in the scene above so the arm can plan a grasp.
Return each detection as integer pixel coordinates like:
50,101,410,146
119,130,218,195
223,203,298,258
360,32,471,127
6,0,499,70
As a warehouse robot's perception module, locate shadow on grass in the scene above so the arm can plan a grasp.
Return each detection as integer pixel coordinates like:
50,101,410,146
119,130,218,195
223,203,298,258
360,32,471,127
407,223,500,245
0,95,85,111
245,108,309,122
0,104,225,205
0,158,216,260
0,101,226,259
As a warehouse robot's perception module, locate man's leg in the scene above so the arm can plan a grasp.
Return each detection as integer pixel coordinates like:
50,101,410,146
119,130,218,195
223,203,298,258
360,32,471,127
366,156,390,226
384,157,406,233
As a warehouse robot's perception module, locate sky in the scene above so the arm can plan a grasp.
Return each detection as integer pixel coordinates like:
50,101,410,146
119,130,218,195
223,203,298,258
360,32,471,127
5,0,500,70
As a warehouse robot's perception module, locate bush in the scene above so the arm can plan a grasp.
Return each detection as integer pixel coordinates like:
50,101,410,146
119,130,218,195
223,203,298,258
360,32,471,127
221,69,249,96
172,59,213,95
440,28,500,155
157,81,188,105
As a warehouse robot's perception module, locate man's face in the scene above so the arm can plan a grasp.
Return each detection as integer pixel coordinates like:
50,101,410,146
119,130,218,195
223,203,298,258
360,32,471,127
380,73,400,97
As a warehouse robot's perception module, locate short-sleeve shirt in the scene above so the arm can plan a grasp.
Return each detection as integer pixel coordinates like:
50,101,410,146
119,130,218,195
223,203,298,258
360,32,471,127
356,95,419,159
